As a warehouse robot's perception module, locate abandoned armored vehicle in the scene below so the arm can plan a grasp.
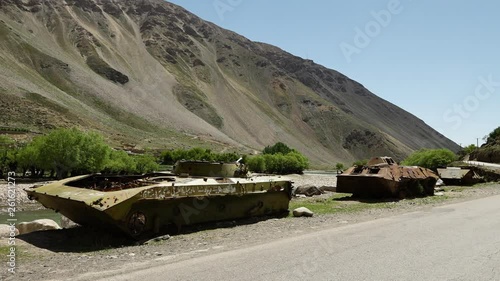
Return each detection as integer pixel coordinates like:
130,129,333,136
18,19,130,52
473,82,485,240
25,161,293,238
337,157,439,198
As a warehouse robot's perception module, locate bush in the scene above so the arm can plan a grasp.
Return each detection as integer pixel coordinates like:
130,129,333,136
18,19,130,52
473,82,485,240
458,144,477,158
263,142,293,155
134,154,159,174
352,159,368,166
485,126,500,144
33,128,112,178
161,148,240,165
104,150,137,174
401,149,457,170
335,163,345,173
247,148,309,175
0,136,16,177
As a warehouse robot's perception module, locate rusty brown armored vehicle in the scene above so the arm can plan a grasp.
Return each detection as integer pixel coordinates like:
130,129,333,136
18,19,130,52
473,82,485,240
337,157,439,198
25,161,292,238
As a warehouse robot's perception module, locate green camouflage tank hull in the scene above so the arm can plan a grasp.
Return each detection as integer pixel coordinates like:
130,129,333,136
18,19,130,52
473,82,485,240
25,162,292,238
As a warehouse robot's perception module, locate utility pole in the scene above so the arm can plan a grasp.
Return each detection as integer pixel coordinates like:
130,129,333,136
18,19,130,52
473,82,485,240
477,138,479,147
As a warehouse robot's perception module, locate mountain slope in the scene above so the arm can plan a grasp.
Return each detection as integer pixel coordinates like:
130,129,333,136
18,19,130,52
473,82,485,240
0,0,459,165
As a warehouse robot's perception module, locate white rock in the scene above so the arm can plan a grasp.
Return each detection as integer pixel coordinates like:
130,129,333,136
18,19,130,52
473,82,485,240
17,219,61,235
434,192,445,196
60,216,79,229
435,179,445,186
292,207,314,217
0,224,19,238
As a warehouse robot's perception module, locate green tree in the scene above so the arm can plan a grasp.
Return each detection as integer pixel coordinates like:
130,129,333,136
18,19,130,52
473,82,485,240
335,163,345,173
161,148,241,165
263,142,293,155
0,135,15,178
76,131,111,174
134,154,159,174
485,126,500,144
16,138,43,176
35,128,111,179
458,144,477,158
246,155,266,173
352,159,368,166
247,151,309,174
104,150,137,174
401,149,457,170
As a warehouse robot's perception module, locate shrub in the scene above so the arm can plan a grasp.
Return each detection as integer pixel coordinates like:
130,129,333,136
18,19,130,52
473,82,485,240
161,148,240,165
485,126,500,144
401,149,457,170
263,142,293,155
134,154,160,174
33,128,112,178
352,159,368,166
104,150,137,174
458,144,477,158
335,163,345,173
246,155,266,173
247,145,309,175
0,136,16,177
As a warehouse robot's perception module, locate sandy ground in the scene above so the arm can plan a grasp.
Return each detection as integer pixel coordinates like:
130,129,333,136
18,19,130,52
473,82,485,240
0,176,499,281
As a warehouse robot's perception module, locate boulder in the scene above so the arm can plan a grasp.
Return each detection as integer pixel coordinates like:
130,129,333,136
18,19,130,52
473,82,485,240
294,185,324,197
0,224,19,238
435,179,445,186
60,216,79,229
17,219,61,235
293,207,314,217
319,185,337,192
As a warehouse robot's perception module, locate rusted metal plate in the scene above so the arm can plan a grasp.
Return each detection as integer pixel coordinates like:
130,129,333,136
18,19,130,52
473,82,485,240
437,168,471,179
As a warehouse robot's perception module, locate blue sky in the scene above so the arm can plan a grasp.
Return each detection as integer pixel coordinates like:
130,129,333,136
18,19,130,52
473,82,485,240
167,0,499,147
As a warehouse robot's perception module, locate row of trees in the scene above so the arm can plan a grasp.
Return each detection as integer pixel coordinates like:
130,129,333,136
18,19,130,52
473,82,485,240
161,143,310,175
161,148,241,165
1,128,159,179
1,129,312,179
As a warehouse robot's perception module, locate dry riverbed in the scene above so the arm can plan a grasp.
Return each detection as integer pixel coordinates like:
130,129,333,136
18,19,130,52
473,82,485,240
0,175,499,281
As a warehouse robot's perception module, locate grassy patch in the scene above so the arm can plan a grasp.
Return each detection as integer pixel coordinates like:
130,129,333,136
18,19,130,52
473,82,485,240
0,245,11,256
289,193,451,216
0,245,36,261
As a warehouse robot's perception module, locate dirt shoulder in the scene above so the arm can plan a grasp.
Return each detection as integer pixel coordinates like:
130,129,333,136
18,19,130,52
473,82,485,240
1,179,499,281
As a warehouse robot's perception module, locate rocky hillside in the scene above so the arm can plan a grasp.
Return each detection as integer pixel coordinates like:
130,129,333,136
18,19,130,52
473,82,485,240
0,0,459,165
471,127,500,163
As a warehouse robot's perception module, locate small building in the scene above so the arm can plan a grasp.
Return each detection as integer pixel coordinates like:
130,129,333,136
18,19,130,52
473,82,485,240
437,167,482,186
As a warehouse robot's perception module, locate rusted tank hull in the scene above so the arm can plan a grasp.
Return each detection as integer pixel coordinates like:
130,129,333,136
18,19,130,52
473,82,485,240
336,175,399,197
336,157,439,198
337,174,436,198
26,174,292,238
